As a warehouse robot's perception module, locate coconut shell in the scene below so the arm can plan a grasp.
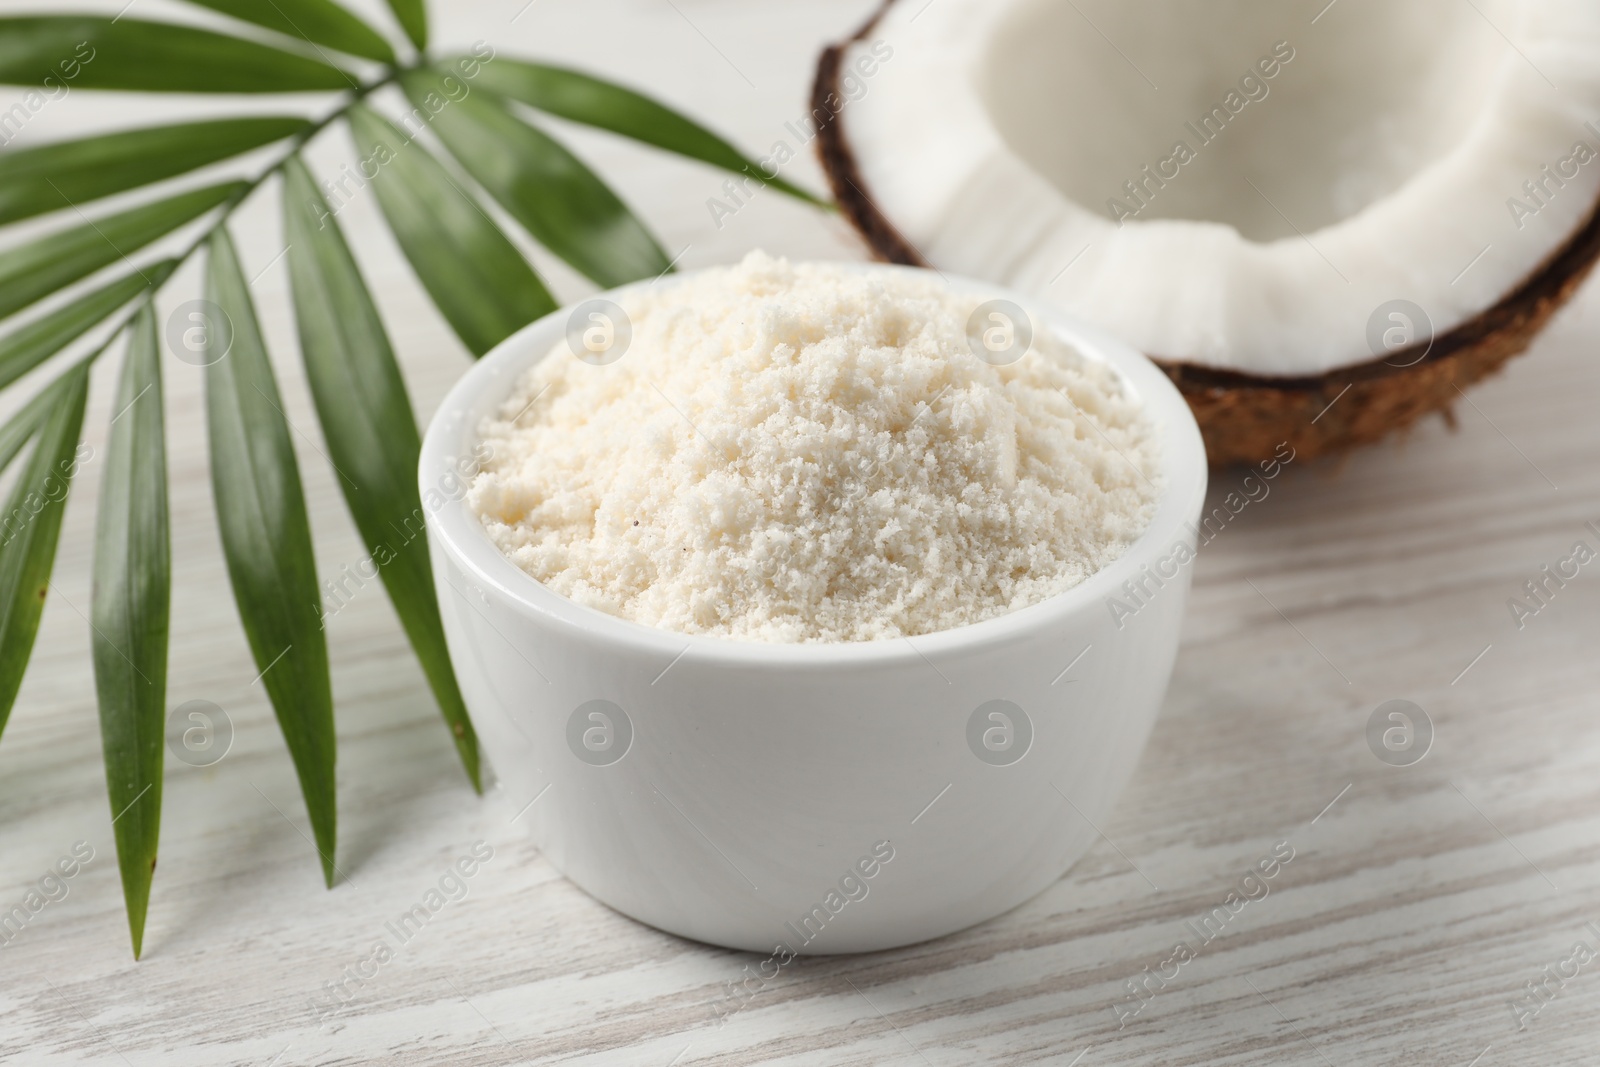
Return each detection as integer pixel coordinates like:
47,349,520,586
812,1,1600,465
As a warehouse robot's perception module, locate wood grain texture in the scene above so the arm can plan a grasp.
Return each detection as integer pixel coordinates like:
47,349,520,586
2,1,1598,1064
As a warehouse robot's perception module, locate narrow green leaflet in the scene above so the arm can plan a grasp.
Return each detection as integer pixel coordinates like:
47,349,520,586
204,229,338,886
471,59,825,205
383,0,428,51
346,104,554,356
0,386,54,476
0,356,88,487
281,158,481,789
0,360,89,740
402,70,671,287
0,17,353,93
180,0,395,64
0,182,243,324
91,303,169,959
0,262,175,393
0,118,308,227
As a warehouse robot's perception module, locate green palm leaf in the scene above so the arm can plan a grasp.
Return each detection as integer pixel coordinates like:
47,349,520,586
91,303,169,960
0,360,89,738
0,119,309,227
0,17,353,93
346,103,554,356
0,261,175,392
383,0,428,51
402,69,672,287
0,182,242,323
204,229,338,887
180,0,395,64
471,59,825,206
281,157,482,790
0,3,834,956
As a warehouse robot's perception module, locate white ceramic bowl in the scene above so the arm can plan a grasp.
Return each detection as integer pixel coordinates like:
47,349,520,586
420,265,1207,954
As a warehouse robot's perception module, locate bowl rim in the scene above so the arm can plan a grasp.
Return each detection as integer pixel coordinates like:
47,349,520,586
419,261,1208,668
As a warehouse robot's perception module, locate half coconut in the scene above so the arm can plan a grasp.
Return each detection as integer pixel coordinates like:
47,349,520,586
814,0,1600,463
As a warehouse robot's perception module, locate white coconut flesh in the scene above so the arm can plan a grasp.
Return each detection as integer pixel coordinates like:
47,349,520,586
838,0,1600,376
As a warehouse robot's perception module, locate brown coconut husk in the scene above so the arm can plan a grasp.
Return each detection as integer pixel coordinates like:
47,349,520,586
812,1,1600,465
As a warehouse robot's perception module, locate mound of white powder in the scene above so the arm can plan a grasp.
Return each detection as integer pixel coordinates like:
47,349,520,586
469,253,1159,643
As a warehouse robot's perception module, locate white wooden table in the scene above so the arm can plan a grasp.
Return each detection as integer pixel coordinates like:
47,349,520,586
3,1,1599,1063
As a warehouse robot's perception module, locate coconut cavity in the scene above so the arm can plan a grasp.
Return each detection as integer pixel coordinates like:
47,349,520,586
979,0,1510,242
815,0,1600,461
823,0,1600,374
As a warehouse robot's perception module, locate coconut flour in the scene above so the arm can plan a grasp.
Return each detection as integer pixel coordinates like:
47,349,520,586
469,253,1159,643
